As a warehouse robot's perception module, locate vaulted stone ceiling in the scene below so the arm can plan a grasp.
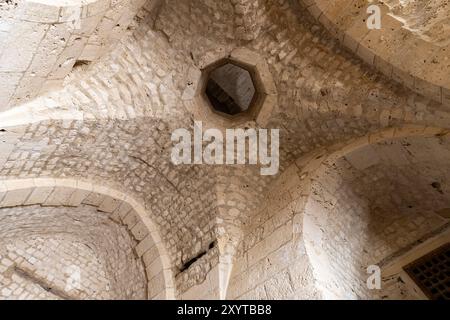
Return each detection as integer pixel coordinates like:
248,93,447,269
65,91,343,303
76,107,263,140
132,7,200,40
0,0,449,299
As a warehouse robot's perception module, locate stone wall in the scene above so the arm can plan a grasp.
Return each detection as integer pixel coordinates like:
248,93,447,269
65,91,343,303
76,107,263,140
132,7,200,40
0,205,146,300
0,178,175,299
302,130,450,299
227,128,450,300
227,165,320,300
384,0,450,46
0,0,449,300
301,0,450,107
0,0,152,111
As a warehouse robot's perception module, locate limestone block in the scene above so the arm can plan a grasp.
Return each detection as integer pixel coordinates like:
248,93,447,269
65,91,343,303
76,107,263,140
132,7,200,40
227,271,250,299
0,21,48,73
318,12,342,41
136,234,156,257
113,202,133,220
181,277,210,300
342,33,359,53
82,192,106,207
344,144,380,170
393,125,426,138
122,210,139,229
48,35,89,80
145,258,163,280
33,178,56,188
150,230,163,245
86,0,110,17
28,23,73,78
88,15,117,44
426,46,450,89
158,253,171,269
0,140,14,169
143,0,159,11
73,13,103,36
255,61,277,96
24,187,54,205
147,271,166,298
231,255,247,278
272,205,294,230
162,268,175,288
67,189,91,206
151,290,167,300
230,48,264,68
75,180,93,192
43,187,75,206
11,74,46,106
0,73,22,111
0,181,7,203
256,93,277,127
142,245,159,266
0,189,33,207
247,222,292,267
356,43,375,66
307,4,322,19
318,0,350,20
392,65,415,89
374,55,393,78
181,67,202,101
4,179,34,190
98,195,121,213
78,44,102,61
239,283,267,300
58,179,77,189
130,221,149,241
198,49,228,70
414,77,442,104
19,2,60,23
263,270,295,299
59,5,82,23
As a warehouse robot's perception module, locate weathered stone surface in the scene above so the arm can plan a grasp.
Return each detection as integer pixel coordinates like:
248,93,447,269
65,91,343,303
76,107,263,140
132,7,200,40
0,0,449,301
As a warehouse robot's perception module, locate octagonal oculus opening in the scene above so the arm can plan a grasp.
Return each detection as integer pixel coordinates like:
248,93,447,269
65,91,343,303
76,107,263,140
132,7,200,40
205,63,257,116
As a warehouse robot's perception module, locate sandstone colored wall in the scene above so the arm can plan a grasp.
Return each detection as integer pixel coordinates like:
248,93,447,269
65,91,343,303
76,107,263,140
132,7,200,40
227,128,450,300
0,0,152,111
301,0,450,107
0,205,146,300
301,129,450,299
227,165,320,300
0,178,175,299
0,0,450,300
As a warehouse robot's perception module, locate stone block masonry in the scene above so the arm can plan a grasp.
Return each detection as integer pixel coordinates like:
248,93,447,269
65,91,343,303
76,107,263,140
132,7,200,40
1,0,450,300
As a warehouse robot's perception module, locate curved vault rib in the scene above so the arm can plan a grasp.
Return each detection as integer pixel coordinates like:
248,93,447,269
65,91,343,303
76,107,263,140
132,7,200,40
300,125,450,299
0,177,176,300
300,0,450,107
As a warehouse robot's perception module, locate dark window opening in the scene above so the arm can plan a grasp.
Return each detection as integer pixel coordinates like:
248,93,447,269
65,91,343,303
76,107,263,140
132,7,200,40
178,240,217,273
73,60,90,69
205,63,256,116
404,243,450,300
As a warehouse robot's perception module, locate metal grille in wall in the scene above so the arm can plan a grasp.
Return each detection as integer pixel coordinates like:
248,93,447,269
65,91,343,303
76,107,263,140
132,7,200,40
404,243,450,300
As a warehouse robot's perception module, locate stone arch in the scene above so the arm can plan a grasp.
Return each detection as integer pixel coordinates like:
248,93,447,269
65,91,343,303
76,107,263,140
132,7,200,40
299,125,450,299
0,177,175,300
301,0,450,107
